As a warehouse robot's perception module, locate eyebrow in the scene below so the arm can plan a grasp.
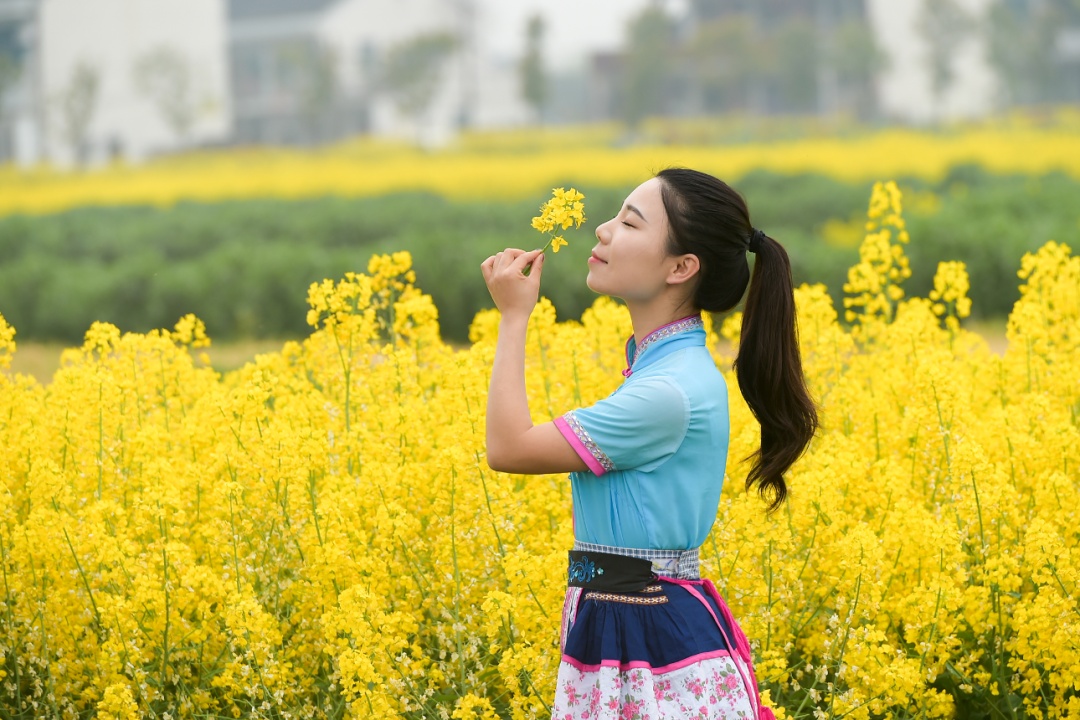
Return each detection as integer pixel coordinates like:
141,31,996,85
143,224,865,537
624,203,647,223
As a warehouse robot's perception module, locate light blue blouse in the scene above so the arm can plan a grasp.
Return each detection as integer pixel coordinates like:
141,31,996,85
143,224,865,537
553,315,730,550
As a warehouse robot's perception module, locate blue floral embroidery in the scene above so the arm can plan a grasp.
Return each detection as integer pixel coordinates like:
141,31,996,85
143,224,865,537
568,555,604,584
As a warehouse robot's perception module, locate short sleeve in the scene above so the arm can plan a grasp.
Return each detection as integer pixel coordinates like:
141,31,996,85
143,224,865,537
553,376,690,476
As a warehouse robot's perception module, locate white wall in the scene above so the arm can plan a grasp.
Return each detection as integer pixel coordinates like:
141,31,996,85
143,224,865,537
40,0,230,165
867,0,998,123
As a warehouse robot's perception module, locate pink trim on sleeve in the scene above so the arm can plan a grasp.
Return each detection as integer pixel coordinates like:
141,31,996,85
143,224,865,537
553,414,611,476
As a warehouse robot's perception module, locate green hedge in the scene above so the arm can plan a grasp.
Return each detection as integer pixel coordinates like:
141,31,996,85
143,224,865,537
1,169,1076,344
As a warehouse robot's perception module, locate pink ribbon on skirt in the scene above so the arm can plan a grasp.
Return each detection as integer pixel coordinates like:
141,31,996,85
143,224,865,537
657,575,776,720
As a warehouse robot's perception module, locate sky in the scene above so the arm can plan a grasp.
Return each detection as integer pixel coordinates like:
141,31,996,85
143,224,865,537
476,0,675,70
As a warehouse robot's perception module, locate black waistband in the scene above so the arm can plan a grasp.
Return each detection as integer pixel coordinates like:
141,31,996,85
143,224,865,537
567,550,658,593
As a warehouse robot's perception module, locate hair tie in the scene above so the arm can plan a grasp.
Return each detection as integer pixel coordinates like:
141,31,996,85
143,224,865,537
748,228,766,254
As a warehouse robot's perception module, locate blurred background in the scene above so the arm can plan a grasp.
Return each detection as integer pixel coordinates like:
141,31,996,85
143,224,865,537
1,0,1079,164
1,0,1080,379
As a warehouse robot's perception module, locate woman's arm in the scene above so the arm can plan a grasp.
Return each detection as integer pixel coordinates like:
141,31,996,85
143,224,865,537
481,248,588,475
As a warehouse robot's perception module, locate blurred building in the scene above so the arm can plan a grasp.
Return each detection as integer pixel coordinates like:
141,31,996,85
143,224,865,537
0,0,40,164
868,0,997,123
581,0,892,124
865,0,1078,120
0,0,531,164
228,0,528,148
584,0,1080,126
0,0,232,166
2,0,1079,166
232,0,436,146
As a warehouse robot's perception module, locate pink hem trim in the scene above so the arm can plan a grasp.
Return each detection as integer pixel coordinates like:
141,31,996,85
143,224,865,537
560,648,735,675
554,415,607,476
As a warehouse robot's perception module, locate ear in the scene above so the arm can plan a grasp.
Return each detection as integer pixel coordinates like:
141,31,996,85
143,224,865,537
666,253,701,286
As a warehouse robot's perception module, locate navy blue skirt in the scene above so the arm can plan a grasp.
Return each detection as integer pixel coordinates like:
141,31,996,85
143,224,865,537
554,577,772,719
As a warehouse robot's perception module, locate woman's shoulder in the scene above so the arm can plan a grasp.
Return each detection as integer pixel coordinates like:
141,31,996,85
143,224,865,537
630,355,726,421
641,346,724,383
619,372,690,409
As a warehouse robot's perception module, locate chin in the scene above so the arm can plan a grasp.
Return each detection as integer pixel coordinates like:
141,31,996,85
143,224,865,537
587,273,626,299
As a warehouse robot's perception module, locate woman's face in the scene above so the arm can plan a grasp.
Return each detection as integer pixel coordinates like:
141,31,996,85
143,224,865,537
587,177,675,303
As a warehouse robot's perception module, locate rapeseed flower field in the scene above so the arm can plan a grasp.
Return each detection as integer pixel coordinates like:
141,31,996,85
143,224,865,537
0,182,1078,719
2,115,1080,216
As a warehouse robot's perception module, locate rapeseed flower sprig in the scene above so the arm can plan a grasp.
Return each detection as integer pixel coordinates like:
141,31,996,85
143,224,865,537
0,311,14,370
1,184,1079,717
929,260,973,333
529,186,585,258
843,180,912,340
1006,240,1080,367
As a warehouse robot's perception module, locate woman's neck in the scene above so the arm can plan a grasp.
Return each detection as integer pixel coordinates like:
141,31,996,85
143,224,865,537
627,297,699,345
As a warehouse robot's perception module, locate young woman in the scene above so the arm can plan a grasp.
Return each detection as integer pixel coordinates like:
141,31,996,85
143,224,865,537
481,168,817,719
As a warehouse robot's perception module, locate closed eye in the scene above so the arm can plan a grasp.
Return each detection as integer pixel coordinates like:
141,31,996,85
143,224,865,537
622,221,635,228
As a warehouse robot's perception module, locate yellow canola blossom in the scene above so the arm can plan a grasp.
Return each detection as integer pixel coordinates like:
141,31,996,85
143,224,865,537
3,119,1080,216
0,312,14,370
0,184,1079,719
532,187,586,258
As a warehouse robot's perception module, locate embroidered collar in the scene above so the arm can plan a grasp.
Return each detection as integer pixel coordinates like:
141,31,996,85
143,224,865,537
623,314,704,377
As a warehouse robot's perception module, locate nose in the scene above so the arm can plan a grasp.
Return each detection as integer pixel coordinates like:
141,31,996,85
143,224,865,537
595,218,612,243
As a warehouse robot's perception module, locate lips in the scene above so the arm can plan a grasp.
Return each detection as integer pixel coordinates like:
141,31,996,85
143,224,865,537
589,250,607,264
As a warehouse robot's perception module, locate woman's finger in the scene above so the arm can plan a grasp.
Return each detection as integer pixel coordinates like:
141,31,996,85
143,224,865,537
527,250,545,279
481,255,496,280
494,249,525,270
510,249,544,273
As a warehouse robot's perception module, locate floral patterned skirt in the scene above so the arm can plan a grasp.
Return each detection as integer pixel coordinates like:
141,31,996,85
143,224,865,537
554,577,772,720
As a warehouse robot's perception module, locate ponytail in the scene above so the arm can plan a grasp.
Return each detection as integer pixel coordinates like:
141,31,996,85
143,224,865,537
656,167,817,513
734,233,818,512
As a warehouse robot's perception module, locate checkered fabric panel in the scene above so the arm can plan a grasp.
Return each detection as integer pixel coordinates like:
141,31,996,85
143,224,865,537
572,541,700,580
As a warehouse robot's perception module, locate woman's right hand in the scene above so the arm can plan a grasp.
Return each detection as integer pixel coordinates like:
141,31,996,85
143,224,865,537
480,248,545,320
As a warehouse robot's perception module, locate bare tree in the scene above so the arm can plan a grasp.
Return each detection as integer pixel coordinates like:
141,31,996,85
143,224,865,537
0,51,19,113
519,14,546,122
984,0,1067,107
917,0,974,112
133,46,200,145
773,16,820,114
684,15,759,114
828,18,887,120
279,41,339,143
621,4,677,130
0,53,18,161
56,60,99,167
380,32,458,141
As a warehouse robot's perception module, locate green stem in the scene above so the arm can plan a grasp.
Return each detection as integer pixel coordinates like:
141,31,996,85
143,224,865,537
97,380,104,500
450,466,465,695
522,234,557,276
827,572,861,720
0,533,23,713
62,527,102,635
160,537,170,701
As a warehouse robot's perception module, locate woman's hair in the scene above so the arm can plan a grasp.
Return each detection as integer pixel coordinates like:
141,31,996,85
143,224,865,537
656,167,818,512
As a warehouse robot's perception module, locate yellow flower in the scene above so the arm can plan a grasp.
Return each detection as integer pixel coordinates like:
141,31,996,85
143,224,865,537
0,311,15,371
529,187,586,266
97,683,139,720
2,183,1080,718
